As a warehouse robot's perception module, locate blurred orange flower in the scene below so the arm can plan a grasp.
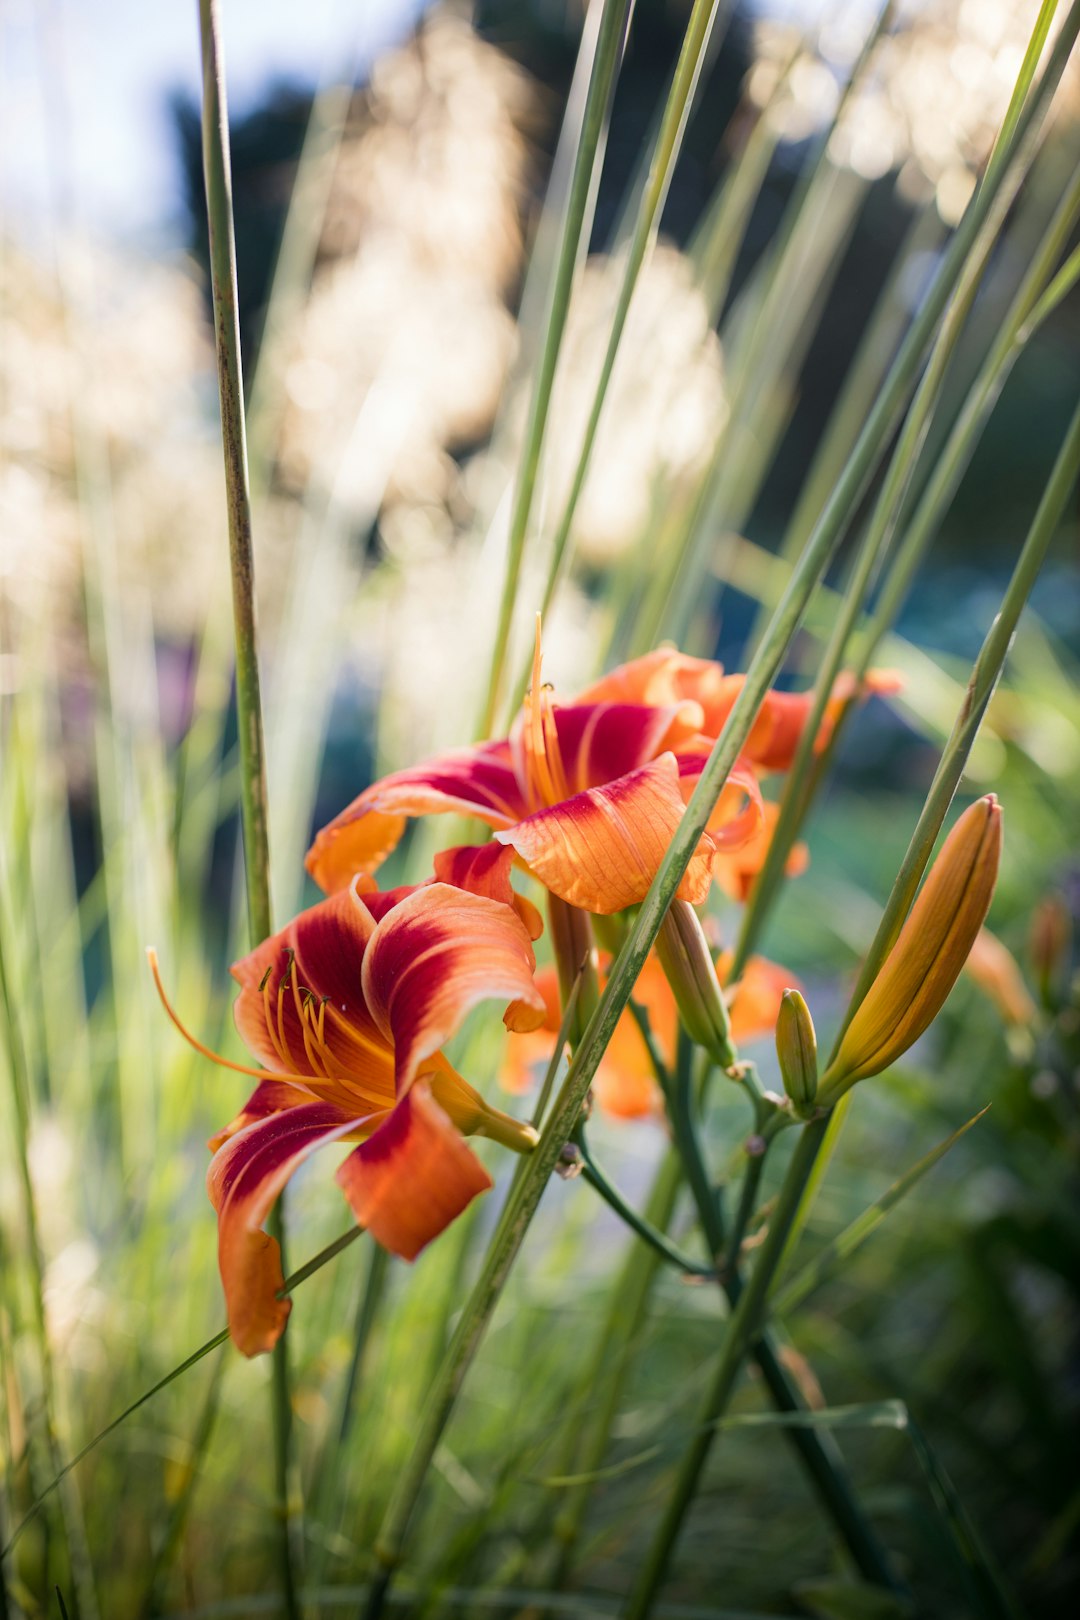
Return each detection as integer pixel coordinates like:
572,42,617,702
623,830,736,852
502,950,798,1121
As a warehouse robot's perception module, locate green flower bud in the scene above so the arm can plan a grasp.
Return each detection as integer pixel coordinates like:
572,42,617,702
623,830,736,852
656,900,736,1067
775,989,818,1116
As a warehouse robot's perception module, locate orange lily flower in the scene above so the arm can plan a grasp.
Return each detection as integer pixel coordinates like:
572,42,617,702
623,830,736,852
711,801,809,904
306,632,766,915
154,851,545,1357
307,639,897,916
502,951,798,1121
577,648,902,774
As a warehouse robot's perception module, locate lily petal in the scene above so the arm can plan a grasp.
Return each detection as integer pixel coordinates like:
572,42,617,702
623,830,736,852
361,883,547,1095
336,1081,492,1260
432,843,544,941
208,1078,314,1153
231,885,396,1112
676,751,765,852
711,799,809,903
499,753,714,915
576,648,728,713
513,702,703,798
208,1101,371,1355
306,740,527,893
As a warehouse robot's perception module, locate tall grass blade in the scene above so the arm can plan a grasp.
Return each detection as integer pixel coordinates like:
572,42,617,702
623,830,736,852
479,0,633,734
528,0,735,661
197,1,294,1609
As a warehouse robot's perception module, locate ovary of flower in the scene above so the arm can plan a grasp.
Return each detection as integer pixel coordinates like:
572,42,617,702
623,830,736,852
818,795,1003,1105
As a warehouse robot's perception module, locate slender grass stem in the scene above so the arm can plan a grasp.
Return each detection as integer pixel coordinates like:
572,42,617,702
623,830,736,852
198,0,272,946
482,0,634,735
732,131,1067,977
0,886,94,1614
197,4,295,1612
547,1145,685,1581
632,2,895,655
743,203,945,650
526,0,733,663
575,1130,713,1277
479,0,633,736
836,394,1080,1055
337,1244,392,1450
852,164,1080,682
0,1225,365,1563
142,1352,227,1616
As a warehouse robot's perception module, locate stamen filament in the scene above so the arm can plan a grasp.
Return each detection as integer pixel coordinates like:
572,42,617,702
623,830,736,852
523,613,570,810
262,973,292,1068
147,949,301,1085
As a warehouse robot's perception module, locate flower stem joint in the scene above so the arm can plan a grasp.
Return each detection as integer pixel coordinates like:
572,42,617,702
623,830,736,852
775,989,818,1118
818,795,1003,1108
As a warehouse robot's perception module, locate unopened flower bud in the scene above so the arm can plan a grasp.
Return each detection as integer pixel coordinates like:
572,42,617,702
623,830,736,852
1030,894,1071,1007
775,990,818,1116
656,900,736,1066
819,796,1002,1106
965,928,1036,1028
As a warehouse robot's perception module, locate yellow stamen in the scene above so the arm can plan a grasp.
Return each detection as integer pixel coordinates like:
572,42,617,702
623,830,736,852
275,957,292,1062
149,951,396,1116
147,948,301,1085
261,970,291,1069
523,614,570,810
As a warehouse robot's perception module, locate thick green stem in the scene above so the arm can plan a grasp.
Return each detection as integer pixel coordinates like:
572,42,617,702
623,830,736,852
548,1145,685,1577
625,1117,830,1618
479,0,633,735
197,4,295,1613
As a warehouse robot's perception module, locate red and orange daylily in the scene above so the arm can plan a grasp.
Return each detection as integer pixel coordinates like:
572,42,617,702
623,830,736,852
306,635,767,915
502,951,798,1121
576,648,901,774
153,850,545,1356
305,638,898,916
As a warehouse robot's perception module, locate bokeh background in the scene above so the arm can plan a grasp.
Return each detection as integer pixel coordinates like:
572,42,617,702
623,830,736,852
1,1,1078,1615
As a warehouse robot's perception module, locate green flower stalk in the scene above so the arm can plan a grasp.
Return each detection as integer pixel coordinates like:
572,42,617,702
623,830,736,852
818,796,1002,1107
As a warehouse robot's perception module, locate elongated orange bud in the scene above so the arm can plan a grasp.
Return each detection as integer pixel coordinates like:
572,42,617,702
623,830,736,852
818,796,1002,1106
1030,894,1071,1006
775,990,818,1117
965,928,1036,1028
